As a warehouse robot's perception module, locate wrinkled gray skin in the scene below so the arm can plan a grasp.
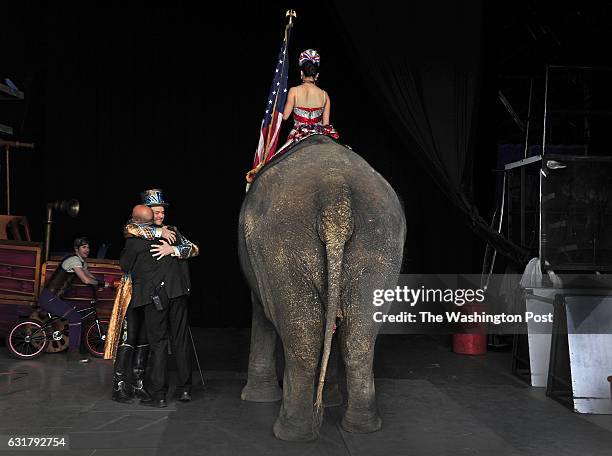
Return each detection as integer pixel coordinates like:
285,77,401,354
238,135,406,441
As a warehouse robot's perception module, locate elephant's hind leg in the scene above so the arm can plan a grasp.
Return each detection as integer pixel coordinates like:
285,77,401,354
338,334,381,433
273,341,322,442
272,289,325,441
338,278,385,434
241,292,282,402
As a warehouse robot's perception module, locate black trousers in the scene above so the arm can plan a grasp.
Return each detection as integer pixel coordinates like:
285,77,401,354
124,305,148,346
143,295,193,397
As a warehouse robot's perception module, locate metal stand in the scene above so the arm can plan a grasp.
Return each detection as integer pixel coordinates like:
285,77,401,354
188,326,205,389
548,293,612,414
480,74,535,289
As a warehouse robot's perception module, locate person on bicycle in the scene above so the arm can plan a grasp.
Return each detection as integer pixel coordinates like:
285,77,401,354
38,237,109,363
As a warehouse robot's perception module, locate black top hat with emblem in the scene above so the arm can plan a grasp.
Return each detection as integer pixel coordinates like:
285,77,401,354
141,188,169,207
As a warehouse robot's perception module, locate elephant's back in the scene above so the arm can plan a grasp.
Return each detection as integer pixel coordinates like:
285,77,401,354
241,136,405,261
247,135,402,216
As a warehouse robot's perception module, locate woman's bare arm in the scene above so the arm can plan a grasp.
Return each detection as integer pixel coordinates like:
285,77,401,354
282,87,296,120
323,92,331,125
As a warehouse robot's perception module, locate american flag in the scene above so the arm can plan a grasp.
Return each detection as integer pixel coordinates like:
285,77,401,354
252,27,292,169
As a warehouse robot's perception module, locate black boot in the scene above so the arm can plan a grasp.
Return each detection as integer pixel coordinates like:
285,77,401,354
140,393,168,408
112,344,134,404
132,344,151,402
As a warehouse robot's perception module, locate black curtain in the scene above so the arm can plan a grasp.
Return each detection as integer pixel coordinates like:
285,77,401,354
1,2,522,326
333,0,529,266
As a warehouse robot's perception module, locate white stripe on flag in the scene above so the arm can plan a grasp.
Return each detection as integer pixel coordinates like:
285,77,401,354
254,119,266,166
268,112,283,153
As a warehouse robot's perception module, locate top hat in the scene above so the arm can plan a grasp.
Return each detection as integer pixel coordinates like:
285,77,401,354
141,188,169,207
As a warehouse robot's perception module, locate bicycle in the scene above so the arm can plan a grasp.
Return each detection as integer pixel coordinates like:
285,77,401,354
6,288,109,360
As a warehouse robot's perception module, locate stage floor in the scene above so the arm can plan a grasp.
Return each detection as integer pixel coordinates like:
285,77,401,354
1,330,612,455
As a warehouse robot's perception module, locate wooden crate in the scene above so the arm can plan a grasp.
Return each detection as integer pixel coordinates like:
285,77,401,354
42,258,123,320
0,240,42,303
0,241,122,338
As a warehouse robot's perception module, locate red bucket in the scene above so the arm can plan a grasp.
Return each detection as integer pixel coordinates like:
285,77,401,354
452,303,487,355
453,333,487,355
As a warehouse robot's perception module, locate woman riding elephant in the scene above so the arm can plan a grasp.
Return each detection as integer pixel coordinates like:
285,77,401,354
279,49,338,152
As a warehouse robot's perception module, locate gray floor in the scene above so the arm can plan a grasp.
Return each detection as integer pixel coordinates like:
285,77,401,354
1,330,611,455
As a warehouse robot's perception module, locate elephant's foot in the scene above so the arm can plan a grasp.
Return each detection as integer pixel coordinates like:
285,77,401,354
341,408,382,434
323,384,343,408
241,379,282,402
273,414,317,442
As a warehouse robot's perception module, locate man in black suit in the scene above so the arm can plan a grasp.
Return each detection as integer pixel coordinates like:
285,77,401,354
119,204,193,407
124,189,199,403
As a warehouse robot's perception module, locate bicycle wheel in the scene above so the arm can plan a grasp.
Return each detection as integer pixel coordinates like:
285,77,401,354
7,319,49,360
30,309,68,353
85,319,109,357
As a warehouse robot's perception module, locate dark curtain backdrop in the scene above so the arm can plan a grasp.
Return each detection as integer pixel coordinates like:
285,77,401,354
2,2,493,326
333,0,529,266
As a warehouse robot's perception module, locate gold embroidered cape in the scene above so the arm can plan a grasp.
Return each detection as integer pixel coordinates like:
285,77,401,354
104,275,132,360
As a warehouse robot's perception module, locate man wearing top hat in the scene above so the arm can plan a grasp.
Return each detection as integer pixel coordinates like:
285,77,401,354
113,205,168,404
122,189,199,405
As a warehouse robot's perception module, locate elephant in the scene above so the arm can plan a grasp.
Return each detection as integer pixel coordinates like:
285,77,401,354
238,135,406,441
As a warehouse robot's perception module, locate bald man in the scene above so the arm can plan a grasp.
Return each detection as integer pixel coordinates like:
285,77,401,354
132,204,153,222
113,204,176,406
113,205,154,402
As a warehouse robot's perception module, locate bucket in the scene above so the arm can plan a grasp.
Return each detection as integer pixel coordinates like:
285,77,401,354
452,303,487,355
453,333,487,355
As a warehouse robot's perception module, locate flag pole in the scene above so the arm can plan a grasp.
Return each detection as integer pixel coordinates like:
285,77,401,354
246,10,296,183
262,10,296,164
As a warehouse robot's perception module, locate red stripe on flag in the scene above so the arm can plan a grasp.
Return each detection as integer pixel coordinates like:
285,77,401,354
264,112,283,163
253,125,269,167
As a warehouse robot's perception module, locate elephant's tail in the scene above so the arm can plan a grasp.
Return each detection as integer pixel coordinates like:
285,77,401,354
313,182,354,432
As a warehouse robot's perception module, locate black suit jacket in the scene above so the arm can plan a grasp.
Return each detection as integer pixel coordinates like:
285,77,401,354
164,259,191,300
167,228,192,298
119,237,190,308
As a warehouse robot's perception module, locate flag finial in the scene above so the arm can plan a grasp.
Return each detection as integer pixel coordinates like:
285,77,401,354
286,10,297,27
